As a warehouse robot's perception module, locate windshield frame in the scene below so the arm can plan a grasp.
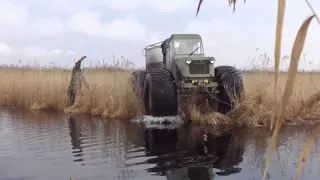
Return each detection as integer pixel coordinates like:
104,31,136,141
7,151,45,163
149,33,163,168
172,38,204,55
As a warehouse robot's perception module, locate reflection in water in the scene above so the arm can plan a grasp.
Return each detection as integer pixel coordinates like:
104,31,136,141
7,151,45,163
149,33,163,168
1,108,320,180
68,115,84,162
140,124,244,179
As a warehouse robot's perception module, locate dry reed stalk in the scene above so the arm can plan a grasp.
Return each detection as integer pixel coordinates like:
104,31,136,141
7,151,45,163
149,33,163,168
0,67,144,118
187,104,231,125
270,0,286,131
263,15,315,180
187,72,320,126
275,1,320,178
304,0,320,24
263,0,287,177
3,63,320,123
195,1,319,179
296,91,320,115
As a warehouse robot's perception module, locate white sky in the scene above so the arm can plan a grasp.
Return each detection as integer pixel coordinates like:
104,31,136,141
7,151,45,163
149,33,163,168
0,0,319,71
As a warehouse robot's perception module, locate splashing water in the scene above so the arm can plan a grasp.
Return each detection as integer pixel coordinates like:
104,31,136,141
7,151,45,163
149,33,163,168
131,115,185,129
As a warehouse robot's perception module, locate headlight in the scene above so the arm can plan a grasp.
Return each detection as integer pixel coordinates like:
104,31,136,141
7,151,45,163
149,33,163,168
210,57,215,64
185,58,192,64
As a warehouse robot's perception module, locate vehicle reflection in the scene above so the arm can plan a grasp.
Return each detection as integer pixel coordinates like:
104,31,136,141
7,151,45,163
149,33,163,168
142,124,245,179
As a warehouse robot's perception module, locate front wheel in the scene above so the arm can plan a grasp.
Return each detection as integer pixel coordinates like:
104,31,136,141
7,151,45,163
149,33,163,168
215,65,244,114
143,68,178,116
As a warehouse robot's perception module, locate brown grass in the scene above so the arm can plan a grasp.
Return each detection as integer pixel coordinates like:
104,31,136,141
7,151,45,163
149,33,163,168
1,63,320,127
185,71,320,126
0,65,144,118
195,0,320,179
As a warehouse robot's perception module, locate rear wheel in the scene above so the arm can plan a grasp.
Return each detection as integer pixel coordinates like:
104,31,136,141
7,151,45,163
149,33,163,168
215,65,244,114
144,68,178,116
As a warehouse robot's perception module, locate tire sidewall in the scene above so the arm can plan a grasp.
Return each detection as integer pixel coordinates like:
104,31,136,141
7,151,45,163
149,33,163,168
143,68,178,116
215,66,244,113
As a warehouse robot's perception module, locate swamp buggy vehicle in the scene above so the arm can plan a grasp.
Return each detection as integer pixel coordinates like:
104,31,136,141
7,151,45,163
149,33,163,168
131,34,244,117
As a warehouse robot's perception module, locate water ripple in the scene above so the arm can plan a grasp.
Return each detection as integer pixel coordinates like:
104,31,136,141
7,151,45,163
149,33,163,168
0,108,320,180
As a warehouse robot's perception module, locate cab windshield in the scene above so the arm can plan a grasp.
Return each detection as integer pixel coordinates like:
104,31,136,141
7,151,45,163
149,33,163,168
173,39,204,55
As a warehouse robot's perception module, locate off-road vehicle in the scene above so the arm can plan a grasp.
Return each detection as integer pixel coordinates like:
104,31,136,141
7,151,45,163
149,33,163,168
131,33,244,117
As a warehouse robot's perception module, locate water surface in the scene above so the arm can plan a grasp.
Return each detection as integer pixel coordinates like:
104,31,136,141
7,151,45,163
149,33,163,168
0,108,319,180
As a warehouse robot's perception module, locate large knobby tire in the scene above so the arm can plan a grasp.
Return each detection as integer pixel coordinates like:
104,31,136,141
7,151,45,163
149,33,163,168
215,65,244,114
144,68,178,116
130,70,147,102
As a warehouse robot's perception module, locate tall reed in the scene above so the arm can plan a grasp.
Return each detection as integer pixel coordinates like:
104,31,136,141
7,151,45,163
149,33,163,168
2,62,320,126
195,0,320,179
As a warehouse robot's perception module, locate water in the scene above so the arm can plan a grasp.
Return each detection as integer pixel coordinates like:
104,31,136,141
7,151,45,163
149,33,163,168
0,108,320,180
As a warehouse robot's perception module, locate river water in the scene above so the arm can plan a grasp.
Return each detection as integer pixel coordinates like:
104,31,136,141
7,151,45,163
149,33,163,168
0,108,319,180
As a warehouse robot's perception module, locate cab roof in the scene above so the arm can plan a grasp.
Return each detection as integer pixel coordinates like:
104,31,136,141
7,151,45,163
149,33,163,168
170,34,202,40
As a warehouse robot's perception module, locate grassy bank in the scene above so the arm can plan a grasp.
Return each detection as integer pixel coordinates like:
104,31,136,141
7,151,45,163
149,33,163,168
1,65,320,126
0,65,143,118
194,1,319,179
191,71,320,126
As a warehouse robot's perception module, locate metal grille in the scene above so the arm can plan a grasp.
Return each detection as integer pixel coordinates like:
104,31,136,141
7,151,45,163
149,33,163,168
189,63,209,74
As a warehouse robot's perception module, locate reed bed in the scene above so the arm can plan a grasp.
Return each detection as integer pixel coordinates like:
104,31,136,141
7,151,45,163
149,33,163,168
1,64,320,127
183,71,320,126
194,0,320,179
0,65,143,118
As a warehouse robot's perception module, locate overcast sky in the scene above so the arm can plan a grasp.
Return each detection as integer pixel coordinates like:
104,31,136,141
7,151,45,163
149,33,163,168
0,0,319,70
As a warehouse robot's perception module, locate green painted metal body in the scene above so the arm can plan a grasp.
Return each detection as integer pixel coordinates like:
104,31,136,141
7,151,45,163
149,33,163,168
143,33,218,91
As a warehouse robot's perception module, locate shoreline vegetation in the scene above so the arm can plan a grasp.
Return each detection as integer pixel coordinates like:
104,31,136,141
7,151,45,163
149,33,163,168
1,57,320,127
194,0,319,179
